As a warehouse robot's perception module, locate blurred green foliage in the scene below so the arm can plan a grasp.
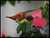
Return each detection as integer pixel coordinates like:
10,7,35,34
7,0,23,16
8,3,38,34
6,35,12,38
41,1,49,23
0,1,6,6
27,0,31,3
0,0,31,6
17,21,42,37
9,1,16,6
17,21,32,33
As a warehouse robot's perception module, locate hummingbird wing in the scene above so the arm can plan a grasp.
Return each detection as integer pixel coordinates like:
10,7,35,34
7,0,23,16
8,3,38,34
6,12,25,22
25,9,41,18
6,14,18,20
32,10,42,18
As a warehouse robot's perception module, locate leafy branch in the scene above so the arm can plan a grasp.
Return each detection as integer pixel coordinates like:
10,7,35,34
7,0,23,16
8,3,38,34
17,21,32,33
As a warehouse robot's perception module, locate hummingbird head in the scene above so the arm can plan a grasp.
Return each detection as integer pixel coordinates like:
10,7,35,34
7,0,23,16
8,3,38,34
6,12,25,22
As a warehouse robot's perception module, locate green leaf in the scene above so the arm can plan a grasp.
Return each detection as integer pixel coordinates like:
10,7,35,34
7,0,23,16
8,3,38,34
17,24,22,33
0,1,6,6
20,32,31,37
18,21,24,24
6,36,12,38
40,6,44,10
21,22,32,33
41,7,46,18
9,1,16,6
24,21,29,23
42,9,45,17
17,21,32,33
20,31,34,37
33,31,42,37
20,32,26,37
45,11,49,22
20,30,42,37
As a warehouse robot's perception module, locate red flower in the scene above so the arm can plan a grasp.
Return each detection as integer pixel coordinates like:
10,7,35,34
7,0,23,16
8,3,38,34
1,31,6,38
32,17,48,28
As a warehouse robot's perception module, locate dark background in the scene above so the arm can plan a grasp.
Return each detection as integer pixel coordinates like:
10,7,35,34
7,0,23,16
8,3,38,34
0,6,1,37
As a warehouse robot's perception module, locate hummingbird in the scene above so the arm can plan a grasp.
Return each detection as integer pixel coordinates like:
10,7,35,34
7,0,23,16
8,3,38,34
6,9,41,22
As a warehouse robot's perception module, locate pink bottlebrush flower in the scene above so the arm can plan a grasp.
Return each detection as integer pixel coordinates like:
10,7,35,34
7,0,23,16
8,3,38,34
32,10,42,18
1,31,6,37
32,17,48,28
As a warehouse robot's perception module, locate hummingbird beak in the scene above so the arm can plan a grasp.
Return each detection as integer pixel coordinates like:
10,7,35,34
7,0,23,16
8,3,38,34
6,16,19,22
6,16,15,20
